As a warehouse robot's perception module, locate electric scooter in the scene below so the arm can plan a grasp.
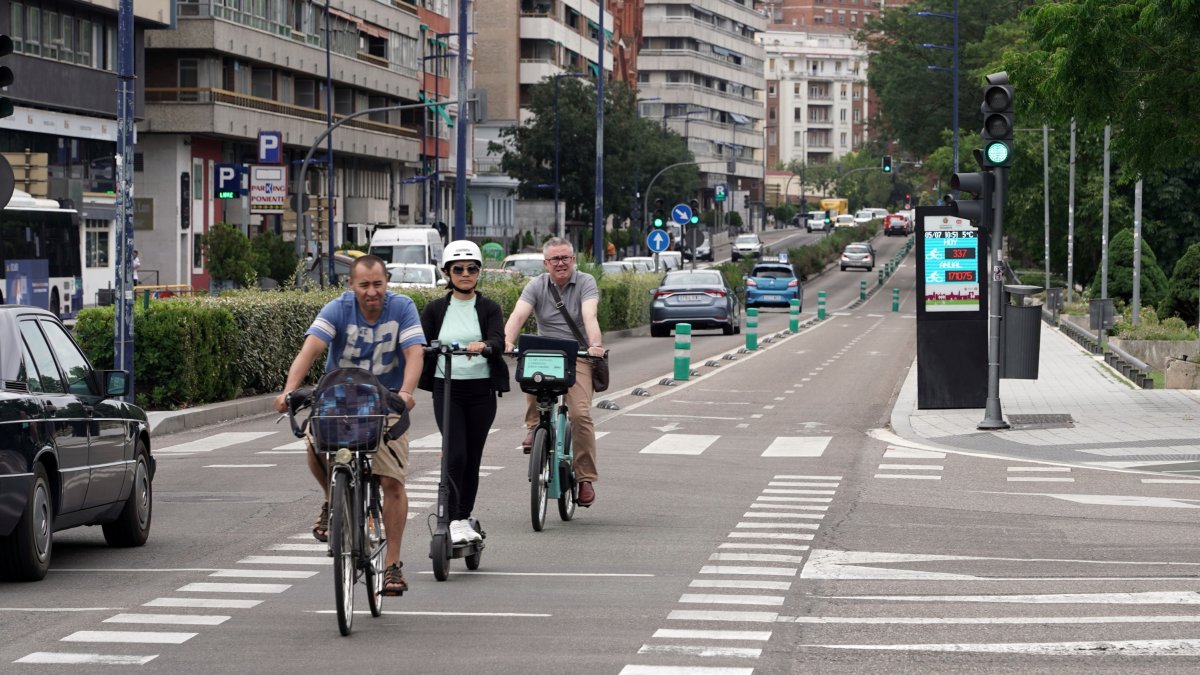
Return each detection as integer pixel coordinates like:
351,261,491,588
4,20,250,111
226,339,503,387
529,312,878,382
425,341,485,581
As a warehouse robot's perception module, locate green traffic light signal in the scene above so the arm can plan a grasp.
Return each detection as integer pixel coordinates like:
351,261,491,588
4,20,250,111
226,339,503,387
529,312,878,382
985,141,1011,165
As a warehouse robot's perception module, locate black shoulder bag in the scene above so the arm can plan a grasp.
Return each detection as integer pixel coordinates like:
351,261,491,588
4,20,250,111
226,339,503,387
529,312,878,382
546,277,609,392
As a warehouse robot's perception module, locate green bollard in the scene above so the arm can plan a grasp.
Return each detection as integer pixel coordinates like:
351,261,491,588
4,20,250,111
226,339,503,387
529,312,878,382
789,298,800,333
817,291,826,321
892,288,900,312
859,280,867,301
877,268,884,286
674,323,692,381
746,308,758,351
142,289,150,311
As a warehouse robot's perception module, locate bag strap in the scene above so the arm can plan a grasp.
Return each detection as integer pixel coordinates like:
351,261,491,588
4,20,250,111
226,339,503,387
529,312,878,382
546,275,589,349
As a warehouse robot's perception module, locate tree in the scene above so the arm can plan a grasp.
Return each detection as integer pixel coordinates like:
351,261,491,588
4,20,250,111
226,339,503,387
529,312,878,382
202,223,258,284
1086,228,1169,310
489,77,697,227
1164,243,1200,325
1008,0,1200,179
251,231,299,284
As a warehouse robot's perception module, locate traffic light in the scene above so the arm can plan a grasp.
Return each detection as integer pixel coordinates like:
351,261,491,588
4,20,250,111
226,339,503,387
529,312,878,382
949,170,994,230
980,71,1013,167
882,155,892,173
743,194,750,211
0,35,13,119
652,198,664,229
689,199,700,225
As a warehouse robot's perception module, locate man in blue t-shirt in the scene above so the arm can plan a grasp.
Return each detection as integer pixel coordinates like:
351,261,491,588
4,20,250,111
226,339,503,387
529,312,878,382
274,255,425,595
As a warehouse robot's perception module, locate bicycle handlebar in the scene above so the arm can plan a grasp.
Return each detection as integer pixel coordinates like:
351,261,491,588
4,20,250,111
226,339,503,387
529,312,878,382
284,387,314,438
424,341,493,357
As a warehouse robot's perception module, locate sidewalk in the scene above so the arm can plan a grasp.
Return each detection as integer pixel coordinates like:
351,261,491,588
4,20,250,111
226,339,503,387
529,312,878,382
891,320,1200,474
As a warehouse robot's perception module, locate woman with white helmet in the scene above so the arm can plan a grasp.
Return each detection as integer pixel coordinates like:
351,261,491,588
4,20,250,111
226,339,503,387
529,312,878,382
418,240,510,545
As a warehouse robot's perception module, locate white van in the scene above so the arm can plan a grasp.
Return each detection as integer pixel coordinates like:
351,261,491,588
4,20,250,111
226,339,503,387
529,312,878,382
368,227,445,267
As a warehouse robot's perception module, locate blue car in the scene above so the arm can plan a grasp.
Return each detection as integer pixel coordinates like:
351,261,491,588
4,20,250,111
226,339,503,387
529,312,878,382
745,262,802,309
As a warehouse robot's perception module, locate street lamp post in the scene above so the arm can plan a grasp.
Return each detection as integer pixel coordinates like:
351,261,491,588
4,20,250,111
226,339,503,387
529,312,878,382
553,72,589,240
916,1,960,176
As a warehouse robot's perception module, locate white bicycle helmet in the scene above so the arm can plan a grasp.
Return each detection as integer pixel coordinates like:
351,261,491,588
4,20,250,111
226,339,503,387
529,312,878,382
443,240,482,269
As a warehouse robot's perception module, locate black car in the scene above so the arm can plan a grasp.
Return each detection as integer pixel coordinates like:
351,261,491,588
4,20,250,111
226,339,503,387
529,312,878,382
649,270,741,337
0,306,153,581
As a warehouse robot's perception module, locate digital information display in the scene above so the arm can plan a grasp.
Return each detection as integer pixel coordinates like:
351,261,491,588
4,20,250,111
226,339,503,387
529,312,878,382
923,217,980,312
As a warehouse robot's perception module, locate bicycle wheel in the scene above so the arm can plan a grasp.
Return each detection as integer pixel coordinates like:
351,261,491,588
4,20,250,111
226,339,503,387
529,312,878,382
557,423,576,521
529,427,550,532
363,475,385,618
329,470,355,636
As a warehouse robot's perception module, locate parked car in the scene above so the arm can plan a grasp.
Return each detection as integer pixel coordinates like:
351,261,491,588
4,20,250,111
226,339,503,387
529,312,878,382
386,263,443,289
659,251,684,271
623,256,657,272
840,243,876,271
806,210,832,233
478,267,523,283
834,214,856,229
501,253,546,278
867,207,890,220
649,270,741,337
731,234,764,261
884,213,912,236
0,306,153,581
601,261,637,275
854,209,877,226
745,262,802,309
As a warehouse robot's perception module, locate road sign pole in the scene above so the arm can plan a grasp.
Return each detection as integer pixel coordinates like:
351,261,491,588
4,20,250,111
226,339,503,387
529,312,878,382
674,323,692,381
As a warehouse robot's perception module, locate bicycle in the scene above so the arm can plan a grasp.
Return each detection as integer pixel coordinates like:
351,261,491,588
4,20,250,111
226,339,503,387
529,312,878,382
514,336,601,532
286,370,407,636
423,341,486,581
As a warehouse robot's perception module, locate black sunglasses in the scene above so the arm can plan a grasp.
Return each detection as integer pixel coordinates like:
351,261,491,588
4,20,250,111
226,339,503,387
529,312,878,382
450,264,481,275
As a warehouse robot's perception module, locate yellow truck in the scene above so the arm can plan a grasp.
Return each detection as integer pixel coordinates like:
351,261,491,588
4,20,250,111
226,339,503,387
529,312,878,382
819,198,849,216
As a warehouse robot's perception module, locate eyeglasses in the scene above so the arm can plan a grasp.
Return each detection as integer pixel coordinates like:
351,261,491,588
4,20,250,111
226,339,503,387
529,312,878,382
544,255,575,266
450,264,481,275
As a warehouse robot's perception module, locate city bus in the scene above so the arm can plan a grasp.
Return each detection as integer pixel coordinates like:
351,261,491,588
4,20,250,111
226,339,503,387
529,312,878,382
0,190,83,317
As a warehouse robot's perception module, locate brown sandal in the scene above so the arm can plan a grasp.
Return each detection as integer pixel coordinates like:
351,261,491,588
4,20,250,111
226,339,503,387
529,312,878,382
381,562,407,596
312,502,329,542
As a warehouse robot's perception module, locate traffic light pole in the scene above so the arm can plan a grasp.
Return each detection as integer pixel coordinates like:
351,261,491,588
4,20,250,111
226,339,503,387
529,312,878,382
979,166,1009,430
642,160,723,254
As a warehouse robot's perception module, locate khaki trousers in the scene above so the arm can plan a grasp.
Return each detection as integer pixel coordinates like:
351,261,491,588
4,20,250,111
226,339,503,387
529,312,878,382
525,358,597,482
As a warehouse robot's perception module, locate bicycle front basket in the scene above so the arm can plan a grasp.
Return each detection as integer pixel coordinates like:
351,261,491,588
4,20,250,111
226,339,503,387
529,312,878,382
309,368,390,452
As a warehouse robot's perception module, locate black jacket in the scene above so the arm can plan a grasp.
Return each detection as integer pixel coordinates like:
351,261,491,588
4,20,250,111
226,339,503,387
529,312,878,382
418,291,511,395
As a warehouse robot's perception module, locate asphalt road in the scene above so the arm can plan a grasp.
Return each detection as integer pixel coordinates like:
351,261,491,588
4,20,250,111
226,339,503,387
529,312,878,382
7,236,1200,672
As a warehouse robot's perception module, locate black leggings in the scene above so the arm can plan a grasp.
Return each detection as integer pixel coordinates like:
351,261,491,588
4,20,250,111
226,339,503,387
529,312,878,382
431,378,497,521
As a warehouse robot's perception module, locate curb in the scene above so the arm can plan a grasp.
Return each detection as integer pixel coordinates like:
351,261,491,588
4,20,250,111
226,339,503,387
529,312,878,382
148,394,277,437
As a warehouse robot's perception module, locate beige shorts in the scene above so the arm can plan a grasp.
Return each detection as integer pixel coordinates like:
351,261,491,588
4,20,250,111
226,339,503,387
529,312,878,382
306,413,409,484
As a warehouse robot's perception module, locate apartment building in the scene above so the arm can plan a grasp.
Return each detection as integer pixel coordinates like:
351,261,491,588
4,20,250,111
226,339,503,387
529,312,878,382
758,0,894,30
471,0,612,241
0,1,170,311
761,26,869,177
637,0,766,207
140,0,445,289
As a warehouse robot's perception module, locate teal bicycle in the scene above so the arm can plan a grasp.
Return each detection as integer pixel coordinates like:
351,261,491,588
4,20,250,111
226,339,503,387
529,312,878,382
515,336,597,531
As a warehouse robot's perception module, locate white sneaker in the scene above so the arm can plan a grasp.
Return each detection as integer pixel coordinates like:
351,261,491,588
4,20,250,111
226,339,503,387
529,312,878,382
449,520,470,544
462,520,482,542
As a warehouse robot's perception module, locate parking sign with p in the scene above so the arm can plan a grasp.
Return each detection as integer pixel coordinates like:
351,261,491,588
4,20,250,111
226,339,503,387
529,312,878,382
258,131,282,164
214,163,242,199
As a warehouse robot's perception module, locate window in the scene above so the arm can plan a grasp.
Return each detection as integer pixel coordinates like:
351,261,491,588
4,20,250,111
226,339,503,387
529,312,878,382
26,5,40,56
179,58,199,101
252,68,274,99
335,87,354,115
793,107,802,121
19,321,65,394
794,131,802,146
767,84,775,97
85,219,109,268
295,78,317,108
19,337,43,393
42,9,59,60
853,109,861,122
840,132,847,147
40,320,93,397
10,3,24,53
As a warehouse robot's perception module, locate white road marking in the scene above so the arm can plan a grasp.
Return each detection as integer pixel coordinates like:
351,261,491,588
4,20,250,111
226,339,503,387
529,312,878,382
156,432,274,453
875,474,941,480
652,629,771,641
680,594,784,606
711,553,806,564
204,464,277,469
878,464,943,470
144,598,262,609
267,544,326,552
312,610,551,617
15,653,157,665
271,440,307,450
761,436,832,458
750,503,827,511
756,497,829,505
735,522,819,529
719,543,808,552
256,450,305,455
790,615,1200,625
639,434,721,455
1032,493,1199,508
827,591,1200,604
1006,477,1074,482
410,433,443,448
800,639,1200,656
699,566,797,577
741,512,824,519
690,580,792,591
765,484,835,492
728,532,814,541
209,569,317,579
104,613,229,626
0,607,123,612
1142,479,1200,484
237,556,328,566
176,582,290,594
884,448,945,459
1008,466,1071,472
736,423,749,429
62,631,196,644
415,571,654,577
668,609,779,622
637,645,761,658
758,493,832,500
627,414,744,420
775,475,840,480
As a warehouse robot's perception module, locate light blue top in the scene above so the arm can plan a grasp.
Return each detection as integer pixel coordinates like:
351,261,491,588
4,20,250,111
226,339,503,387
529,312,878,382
436,295,489,380
305,291,425,390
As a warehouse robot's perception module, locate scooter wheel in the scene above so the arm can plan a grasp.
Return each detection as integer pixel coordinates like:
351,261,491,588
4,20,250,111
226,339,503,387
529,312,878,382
464,521,483,571
431,532,450,582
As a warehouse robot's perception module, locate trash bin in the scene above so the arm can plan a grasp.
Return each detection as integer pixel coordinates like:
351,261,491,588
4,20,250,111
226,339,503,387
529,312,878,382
96,288,115,307
1045,287,1063,313
1089,298,1114,331
1001,285,1041,379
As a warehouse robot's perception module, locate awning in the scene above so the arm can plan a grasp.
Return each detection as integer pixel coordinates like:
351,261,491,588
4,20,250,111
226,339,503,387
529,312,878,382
359,21,389,39
589,63,600,77
730,113,751,125
327,7,359,24
418,92,454,128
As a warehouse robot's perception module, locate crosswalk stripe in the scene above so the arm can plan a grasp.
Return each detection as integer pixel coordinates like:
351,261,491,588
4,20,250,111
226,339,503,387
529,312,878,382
640,434,721,455
690,580,792,591
237,556,328,566
144,598,262,609
765,484,835,491
157,432,274,454
875,474,941,480
667,609,779,622
637,645,762,658
710,553,806,564
679,594,784,606
652,629,772,641
750,503,827,511
774,474,840,480
727,532,814,540
15,653,158,665
718,543,808,552
267,544,326,552
878,464,943,470
760,492,832,500
699,566,797,577
763,482,838,488
1008,466,1071,472
103,614,229,626
204,464,276,469
209,569,318,579
620,666,755,674
176,582,290,594
756,497,829,505
741,512,824,519
62,631,196,644
1007,477,1074,482
762,436,832,457
271,440,307,451
735,522,818,529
